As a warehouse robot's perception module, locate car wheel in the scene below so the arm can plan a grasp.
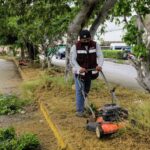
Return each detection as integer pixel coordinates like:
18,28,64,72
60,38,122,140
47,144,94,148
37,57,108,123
96,124,102,139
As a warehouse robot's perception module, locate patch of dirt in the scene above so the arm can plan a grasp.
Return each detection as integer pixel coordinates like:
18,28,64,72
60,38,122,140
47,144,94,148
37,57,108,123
21,66,42,80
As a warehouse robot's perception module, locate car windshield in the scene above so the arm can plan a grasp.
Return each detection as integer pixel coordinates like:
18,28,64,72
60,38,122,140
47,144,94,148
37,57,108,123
58,47,66,53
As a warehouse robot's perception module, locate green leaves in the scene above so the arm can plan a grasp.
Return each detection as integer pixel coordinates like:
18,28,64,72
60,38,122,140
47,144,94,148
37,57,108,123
0,0,149,60
123,16,148,59
113,0,132,16
0,127,16,142
113,0,150,60
0,0,74,54
0,94,28,115
0,127,40,150
17,133,40,150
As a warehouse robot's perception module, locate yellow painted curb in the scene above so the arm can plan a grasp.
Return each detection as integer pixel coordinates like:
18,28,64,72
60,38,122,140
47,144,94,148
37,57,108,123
39,101,74,150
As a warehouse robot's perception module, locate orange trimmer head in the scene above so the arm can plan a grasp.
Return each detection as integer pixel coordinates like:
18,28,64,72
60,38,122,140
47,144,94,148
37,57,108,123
86,103,128,138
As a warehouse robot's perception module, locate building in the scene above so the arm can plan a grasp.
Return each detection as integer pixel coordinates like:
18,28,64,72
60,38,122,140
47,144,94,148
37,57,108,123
94,19,127,49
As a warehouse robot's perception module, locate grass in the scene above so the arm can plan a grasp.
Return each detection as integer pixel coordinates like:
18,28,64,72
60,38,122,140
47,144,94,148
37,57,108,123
19,66,150,149
115,59,126,64
130,101,150,130
21,69,74,100
22,67,150,131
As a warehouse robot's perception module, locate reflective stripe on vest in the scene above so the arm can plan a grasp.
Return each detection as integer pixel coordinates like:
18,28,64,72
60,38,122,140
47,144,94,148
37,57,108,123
77,50,87,54
92,71,98,74
89,49,96,53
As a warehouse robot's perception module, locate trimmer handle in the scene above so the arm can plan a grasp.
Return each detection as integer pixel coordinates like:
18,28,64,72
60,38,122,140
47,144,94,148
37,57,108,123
110,87,116,93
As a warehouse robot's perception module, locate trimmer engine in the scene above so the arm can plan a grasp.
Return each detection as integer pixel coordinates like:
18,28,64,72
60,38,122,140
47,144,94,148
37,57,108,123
97,103,128,122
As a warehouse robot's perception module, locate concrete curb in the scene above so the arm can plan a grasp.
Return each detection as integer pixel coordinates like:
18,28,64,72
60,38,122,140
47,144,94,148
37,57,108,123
11,58,26,80
12,58,74,150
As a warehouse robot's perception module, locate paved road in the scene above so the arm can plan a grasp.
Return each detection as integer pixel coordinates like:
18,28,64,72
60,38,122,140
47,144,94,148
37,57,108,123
102,61,143,90
51,56,144,90
0,59,21,94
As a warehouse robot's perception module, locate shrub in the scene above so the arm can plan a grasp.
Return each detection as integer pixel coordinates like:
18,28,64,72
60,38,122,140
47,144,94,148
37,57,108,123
0,127,40,150
17,133,40,150
103,50,124,59
0,127,16,141
0,139,18,150
0,94,28,115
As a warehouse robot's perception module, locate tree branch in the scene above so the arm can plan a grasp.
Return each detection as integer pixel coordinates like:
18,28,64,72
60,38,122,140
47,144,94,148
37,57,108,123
68,0,98,37
123,15,128,25
90,0,117,38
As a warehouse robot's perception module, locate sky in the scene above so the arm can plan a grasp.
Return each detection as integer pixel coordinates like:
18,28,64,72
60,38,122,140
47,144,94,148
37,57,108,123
95,20,126,42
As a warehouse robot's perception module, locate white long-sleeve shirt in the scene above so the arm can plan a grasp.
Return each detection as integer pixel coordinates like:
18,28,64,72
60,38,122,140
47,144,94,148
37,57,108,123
70,42,104,74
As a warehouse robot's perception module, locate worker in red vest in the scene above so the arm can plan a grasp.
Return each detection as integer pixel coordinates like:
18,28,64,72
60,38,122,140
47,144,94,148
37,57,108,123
70,30,104,117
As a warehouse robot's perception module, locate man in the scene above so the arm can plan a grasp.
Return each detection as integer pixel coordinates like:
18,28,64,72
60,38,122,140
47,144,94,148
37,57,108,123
70,30,104,117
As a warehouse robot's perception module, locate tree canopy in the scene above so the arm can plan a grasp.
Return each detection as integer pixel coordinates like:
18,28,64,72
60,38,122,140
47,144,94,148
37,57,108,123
1,1,150,91
0,0,149,47
0,0,76,58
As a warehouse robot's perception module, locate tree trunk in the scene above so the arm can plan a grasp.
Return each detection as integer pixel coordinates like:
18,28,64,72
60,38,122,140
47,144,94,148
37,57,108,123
130,59,150,92
143,14,150,67
131,14,150,92
26,42,38,61
90,0,117,38
21,47,25,60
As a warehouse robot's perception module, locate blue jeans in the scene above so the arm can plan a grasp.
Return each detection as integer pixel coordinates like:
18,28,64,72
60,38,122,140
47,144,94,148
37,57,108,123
74,75,91,113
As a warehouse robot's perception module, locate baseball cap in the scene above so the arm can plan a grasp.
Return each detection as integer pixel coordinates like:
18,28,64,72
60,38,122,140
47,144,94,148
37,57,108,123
79,30,91,39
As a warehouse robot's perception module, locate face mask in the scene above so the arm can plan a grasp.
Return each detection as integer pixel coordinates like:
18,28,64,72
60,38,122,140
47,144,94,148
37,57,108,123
80,38,91,45
82,42,89,47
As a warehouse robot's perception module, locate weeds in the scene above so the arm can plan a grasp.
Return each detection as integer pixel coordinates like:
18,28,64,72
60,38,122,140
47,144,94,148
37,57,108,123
91,79,106,92
21,79,43,100
21,71,73,99
17,133,40,150
129,101,150,131
0,127,40,150
0,94,29,115
0,127,15,141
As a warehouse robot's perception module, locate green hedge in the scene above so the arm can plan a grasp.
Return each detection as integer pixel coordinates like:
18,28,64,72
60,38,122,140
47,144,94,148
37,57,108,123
102,50,124,59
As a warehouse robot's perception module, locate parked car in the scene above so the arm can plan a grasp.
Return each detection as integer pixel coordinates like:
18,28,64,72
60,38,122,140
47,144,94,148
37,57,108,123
122,47,132,60
55,45,66,59
39,45,66,68
110,43,127,50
